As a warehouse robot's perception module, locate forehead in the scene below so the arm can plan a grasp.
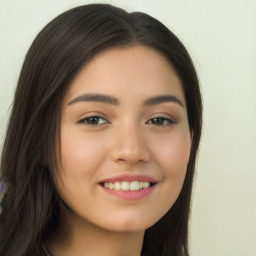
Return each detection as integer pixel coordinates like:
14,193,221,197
64,46,185,104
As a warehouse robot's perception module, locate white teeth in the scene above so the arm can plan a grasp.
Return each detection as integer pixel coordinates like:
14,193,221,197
109,183,114,189
114,182,121,190
121,181,130,191
142,182,150,189
130,181,140,191
103,181,151,191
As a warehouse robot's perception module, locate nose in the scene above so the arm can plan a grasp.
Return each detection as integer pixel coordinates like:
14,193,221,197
109,123,150,165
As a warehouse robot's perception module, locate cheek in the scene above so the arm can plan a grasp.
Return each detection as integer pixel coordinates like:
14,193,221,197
164,133,191,184
60,126,105,177
55,126,106,205
55,126,106,211
153,127,191,173
164,134,191,171
153,129,191,206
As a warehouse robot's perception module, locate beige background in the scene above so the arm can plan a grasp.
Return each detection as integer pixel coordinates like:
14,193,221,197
0,0,255,255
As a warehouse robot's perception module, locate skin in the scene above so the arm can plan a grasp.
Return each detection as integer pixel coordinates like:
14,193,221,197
49,46,191,256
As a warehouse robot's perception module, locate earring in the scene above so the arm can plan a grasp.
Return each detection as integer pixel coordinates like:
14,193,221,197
0,179,7,196
0,180,7,214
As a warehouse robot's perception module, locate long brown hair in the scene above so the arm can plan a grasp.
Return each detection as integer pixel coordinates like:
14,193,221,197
0,4,202,256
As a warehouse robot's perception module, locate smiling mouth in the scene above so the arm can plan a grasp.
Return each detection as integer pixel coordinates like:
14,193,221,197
99,181,156,191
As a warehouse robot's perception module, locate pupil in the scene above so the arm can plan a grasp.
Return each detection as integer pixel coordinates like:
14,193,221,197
88,117,98,124
153,118,163,125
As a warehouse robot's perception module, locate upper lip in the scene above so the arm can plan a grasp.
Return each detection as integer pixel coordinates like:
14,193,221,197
99,174,158,184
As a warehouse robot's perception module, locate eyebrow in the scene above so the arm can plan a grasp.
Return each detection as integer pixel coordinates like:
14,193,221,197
68,93,120,106
143,95,184,108
67,93,184,108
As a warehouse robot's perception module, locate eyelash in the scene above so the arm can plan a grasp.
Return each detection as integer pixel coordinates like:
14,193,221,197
146,117,175,126
78,116,109,126
78,116,175,127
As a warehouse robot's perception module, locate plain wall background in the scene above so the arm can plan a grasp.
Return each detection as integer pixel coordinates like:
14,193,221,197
0,0,255,255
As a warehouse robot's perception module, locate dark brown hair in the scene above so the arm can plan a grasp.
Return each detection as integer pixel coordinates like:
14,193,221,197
0,4,202,256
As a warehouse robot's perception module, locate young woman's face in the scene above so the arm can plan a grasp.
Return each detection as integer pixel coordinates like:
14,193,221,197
55,46,191,232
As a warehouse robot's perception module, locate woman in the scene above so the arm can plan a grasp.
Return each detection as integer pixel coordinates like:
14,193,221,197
0,4,202,256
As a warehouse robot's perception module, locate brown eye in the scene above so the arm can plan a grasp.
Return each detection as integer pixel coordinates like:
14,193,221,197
147,117,174,126
79,116,108,125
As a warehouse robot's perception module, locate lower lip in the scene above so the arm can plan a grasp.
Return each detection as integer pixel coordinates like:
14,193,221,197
100,185,156,200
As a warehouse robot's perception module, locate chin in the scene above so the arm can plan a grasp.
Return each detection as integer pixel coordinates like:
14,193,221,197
105,224,147,233
99,216,159,233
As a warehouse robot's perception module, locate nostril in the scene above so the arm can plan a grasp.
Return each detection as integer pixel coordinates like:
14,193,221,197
117,158,126,162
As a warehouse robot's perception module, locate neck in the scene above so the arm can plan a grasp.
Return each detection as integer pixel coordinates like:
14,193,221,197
47,206,144,256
